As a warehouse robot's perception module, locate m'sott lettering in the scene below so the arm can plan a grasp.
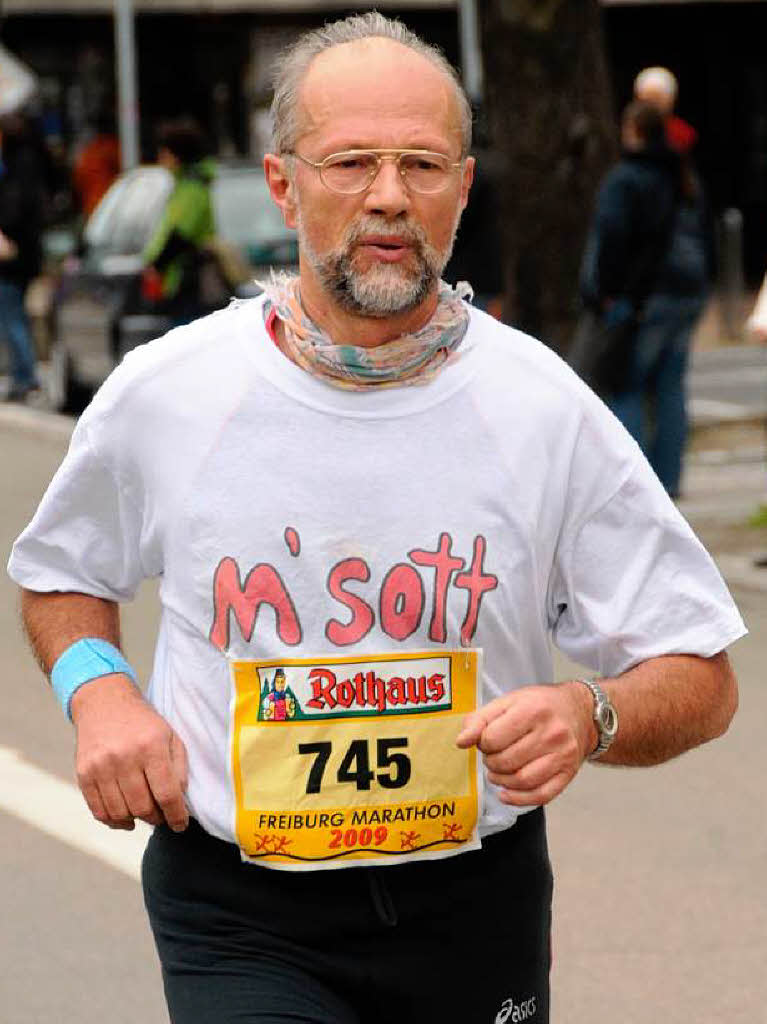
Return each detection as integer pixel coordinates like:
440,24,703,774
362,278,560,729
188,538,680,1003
209,530,498,652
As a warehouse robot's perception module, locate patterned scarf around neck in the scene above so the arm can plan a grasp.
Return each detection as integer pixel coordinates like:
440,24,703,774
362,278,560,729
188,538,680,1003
258,272,472,390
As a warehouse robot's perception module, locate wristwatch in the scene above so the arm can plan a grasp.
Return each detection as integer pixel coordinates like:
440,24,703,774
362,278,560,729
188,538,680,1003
577,678,618,760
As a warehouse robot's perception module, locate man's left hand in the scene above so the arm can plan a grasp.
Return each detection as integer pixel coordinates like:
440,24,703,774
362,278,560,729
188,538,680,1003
455,683,597,806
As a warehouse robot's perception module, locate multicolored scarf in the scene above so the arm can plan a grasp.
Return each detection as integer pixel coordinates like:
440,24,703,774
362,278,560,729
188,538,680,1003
258,272,472,390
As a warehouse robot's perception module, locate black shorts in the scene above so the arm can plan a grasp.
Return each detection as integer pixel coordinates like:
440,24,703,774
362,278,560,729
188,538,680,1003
142,810,552,1024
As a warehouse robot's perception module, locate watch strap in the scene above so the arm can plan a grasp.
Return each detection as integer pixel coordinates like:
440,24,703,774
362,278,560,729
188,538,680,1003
577,677,618,760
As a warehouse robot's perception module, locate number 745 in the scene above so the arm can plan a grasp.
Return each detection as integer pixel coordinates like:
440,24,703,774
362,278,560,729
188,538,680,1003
297,737,411,795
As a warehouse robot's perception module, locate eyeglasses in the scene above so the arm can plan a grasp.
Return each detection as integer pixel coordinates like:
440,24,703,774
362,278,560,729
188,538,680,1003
285,149,463,195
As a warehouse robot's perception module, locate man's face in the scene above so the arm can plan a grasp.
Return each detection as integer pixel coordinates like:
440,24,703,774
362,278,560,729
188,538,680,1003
266,39,474,319
297,202,459,319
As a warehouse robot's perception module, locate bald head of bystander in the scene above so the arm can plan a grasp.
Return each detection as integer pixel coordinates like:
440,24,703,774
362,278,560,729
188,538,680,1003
634,65,698,154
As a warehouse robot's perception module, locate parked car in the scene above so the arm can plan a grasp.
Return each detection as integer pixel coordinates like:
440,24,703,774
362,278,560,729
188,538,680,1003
49,161,297,412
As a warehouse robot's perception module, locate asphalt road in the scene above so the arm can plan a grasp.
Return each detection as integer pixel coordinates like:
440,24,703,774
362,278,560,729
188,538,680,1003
1,407,765,1024
1,418,166,1023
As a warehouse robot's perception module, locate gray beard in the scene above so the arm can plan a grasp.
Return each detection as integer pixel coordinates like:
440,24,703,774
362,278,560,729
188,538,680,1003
297,213,459,319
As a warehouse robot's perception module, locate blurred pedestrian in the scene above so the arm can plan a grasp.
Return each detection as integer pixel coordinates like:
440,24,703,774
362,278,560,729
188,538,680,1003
634,66,698,156
745,269,767,561
142,117,216,326
746,269,767,343
73,113,121,218
576,100,711,498
0,114,45,402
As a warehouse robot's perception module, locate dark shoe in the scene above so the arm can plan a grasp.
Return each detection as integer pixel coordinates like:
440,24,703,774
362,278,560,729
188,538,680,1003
4,383,41,403
754,554,767,569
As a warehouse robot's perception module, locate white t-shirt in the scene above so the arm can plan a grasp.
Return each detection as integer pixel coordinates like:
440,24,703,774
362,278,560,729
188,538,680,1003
8,297,745,845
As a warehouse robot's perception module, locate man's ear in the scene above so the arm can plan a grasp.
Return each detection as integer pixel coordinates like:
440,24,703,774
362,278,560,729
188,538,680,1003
264,153,298,229
459,156,475,213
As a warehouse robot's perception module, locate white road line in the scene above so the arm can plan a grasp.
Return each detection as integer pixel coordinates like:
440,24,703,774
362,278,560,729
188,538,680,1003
0,745,150,881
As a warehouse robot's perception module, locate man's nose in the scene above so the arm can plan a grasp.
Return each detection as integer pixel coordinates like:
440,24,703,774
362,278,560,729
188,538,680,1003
363,157,411,216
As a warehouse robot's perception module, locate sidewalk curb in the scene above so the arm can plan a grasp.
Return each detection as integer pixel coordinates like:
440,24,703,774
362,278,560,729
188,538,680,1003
0,403,74,443
689,416,766,452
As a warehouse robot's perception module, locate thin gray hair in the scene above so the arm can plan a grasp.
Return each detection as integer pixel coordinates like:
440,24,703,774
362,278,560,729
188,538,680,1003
270,12,472,157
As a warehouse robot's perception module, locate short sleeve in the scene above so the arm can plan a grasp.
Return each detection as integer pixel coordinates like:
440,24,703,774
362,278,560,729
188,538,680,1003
7,420,153,601
549,462,746,677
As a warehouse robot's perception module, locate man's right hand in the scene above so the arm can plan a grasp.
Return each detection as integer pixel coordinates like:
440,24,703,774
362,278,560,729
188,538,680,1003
71,673,189,832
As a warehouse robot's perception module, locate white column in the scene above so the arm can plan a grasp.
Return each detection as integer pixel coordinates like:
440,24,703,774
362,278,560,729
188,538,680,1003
457,0,483,104
115,0,140,169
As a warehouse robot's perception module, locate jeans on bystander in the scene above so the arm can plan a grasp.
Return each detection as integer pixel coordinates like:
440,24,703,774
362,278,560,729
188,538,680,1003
609,293,705,498
0,278,39,398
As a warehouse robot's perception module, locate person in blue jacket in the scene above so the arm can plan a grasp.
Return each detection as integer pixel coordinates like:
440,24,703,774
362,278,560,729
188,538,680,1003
579,100,711,498
0,114,46,402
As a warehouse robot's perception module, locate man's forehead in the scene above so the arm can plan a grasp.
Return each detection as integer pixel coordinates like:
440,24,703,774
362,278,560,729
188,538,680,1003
296,38,459,144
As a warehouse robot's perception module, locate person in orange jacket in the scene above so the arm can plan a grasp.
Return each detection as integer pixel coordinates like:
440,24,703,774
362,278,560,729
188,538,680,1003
73,114,121,218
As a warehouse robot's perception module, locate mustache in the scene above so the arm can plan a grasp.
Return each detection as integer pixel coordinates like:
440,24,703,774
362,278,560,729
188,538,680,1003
342,216,428,253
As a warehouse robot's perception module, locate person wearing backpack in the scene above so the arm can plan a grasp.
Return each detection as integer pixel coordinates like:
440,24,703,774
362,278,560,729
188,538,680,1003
142,117,216,326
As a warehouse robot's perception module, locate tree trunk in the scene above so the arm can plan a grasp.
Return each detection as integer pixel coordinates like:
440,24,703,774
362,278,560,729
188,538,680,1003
479,0,618,353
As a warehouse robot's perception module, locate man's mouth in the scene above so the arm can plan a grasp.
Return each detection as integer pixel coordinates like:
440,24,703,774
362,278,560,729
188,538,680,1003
355,236,414,263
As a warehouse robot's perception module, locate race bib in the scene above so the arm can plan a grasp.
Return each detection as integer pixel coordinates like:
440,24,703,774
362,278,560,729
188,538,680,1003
229,649,482,870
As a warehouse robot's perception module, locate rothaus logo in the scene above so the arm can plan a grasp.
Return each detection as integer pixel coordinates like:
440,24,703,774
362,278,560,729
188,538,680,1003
254,656,453,721
494,995,537,1023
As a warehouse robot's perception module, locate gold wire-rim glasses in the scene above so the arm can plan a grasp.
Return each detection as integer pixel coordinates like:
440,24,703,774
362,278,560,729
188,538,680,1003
283,148,464,195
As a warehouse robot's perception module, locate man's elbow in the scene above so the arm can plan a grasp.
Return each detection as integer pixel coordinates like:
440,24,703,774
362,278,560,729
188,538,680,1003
707,653,739,740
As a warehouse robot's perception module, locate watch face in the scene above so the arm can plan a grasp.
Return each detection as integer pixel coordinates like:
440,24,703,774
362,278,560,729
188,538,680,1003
598,703,618,738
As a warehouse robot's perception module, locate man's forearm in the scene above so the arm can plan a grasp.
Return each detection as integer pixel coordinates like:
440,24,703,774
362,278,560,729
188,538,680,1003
20,588,123,676
20,587,189,831
596,652,738,766
456,650,739,809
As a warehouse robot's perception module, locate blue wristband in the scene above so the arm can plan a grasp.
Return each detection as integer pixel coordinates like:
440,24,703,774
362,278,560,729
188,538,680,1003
51,638,138,721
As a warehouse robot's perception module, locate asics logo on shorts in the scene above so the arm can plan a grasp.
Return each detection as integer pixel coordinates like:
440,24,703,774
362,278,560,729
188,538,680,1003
494,995,537,1023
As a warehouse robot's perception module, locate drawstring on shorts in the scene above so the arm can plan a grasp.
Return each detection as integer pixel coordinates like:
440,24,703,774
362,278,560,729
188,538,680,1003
367,870,398,927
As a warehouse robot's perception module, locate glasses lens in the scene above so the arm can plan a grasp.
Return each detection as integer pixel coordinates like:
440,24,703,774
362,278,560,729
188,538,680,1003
321,152,378,194
399,153,451,194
